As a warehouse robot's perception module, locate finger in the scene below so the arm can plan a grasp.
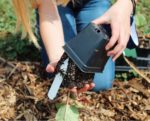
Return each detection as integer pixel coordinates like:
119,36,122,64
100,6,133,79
46,64,55,73
112,36,130,61
107,42,124,57
112,48,124,61
46,62,57,73
70,87,77,94
92,15,108,25
105,22,120,51
77,84,90,94
88,83,95,90
107,24,125,56
108,28,129,60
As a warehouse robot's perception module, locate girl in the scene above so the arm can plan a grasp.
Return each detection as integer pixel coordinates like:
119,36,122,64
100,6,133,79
12,0,137,93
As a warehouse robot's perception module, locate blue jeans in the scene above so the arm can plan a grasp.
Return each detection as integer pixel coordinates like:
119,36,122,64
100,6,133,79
38,0,115,91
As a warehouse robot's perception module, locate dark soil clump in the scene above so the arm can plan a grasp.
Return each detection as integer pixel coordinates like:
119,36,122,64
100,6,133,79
54,53,94,89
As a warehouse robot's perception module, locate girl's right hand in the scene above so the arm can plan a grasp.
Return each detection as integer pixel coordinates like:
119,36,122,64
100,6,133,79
92,0,133,61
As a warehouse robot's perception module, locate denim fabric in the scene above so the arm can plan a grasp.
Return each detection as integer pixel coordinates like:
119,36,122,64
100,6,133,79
37,0,115,91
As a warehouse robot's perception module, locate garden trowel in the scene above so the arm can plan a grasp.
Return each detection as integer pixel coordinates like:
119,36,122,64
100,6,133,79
48,58,69,100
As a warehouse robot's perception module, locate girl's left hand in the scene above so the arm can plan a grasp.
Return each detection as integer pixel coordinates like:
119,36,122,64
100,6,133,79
46,62,95,94
93,0,133,61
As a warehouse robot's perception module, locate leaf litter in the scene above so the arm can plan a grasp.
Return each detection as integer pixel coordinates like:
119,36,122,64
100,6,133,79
0,57,150,121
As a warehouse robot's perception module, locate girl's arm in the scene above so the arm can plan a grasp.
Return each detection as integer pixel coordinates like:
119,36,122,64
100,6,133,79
38,0,65,66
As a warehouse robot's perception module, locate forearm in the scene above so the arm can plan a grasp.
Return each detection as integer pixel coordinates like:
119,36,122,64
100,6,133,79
38,0,65,63
40,17,65,63
117,0,139,14
117,0,138,3
116,0,138,16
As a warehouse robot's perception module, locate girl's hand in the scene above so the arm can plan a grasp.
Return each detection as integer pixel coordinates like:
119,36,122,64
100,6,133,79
92,0,133,61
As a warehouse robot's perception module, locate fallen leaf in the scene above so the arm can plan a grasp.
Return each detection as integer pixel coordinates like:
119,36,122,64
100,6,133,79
24,110,38,121
99,108,115,117
56,104,79,121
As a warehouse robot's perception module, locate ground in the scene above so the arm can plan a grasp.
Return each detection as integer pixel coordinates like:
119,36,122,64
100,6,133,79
0,56,150,121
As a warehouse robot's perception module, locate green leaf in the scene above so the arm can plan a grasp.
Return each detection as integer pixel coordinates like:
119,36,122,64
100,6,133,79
144,27,150,35
135,14,147,27
129,69,138,77
56,104,79,121
122,73,127,79
55,103,65,110
73,101,85,109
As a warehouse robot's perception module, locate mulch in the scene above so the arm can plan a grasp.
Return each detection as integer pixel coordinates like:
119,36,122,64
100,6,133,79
0,57,150,121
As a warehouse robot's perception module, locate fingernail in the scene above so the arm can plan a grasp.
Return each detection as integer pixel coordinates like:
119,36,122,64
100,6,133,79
85,84,90,88
106,47,109,51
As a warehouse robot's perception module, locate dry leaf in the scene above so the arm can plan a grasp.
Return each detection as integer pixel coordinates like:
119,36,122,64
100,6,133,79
24,110,38,121
99,108,115,117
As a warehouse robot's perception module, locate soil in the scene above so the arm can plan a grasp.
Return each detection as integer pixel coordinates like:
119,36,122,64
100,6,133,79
54,53,94,89
0,59,150,121
138,33,150,49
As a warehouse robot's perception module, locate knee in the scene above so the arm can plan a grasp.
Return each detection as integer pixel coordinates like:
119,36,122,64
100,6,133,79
92,72,115,92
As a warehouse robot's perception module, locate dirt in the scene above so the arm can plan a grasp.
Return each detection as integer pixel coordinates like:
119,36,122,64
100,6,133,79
54,53,94,89
0,57,150,121
138,34,150,49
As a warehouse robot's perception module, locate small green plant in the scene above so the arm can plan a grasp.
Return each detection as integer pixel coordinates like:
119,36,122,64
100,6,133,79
0,33,40,61
55,92,79,121
0,0,16,33
135,0,150,35
56,104,79,121
116,69,139,81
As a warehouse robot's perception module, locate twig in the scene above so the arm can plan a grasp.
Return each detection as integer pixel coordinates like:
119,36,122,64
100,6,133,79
7,63,20,80
0,56,15,68
11,60,40,65
123,55,150,83
18,95,38,101
0,78,5,83
66,91,70,105
64,91,70,121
